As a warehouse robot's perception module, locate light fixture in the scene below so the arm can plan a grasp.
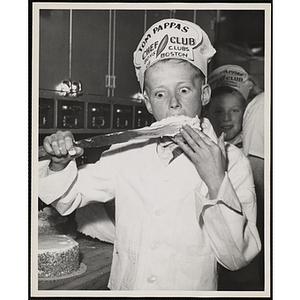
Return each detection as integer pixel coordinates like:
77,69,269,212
58,79,83,97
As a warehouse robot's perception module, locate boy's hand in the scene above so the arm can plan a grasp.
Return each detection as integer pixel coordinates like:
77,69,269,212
43,131,84,171
174,125,226,199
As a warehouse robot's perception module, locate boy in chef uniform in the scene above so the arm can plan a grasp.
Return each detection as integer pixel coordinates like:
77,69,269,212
38,19,261,291
205,65,253,148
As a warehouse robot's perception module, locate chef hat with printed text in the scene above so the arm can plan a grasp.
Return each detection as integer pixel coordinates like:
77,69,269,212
133,19,216,92
208,65,253,100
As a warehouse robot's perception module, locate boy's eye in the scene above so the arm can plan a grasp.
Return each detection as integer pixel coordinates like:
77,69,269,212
180,87,189,94
214,109,223,114
155,91,165,98
232,108,241,113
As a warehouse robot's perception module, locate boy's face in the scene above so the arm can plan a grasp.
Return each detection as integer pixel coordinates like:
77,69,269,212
207,92,245,141
143,60,210,121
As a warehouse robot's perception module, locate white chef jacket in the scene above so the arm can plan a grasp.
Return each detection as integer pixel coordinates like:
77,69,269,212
243,92,265,159
39,118,261,291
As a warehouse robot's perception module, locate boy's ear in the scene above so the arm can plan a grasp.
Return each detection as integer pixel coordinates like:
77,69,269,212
201,84,211,106
143,91,153,114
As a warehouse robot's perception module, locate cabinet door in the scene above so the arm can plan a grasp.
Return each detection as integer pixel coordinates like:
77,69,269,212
71,10,110,97
195,10,217,44
39,10,70,91
145,10,172,29
174,10,195,22
113,10,145,98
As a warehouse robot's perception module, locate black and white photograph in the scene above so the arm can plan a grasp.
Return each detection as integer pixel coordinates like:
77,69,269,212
29,1,272,298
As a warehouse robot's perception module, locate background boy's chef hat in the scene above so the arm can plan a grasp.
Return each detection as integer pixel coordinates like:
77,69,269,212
208,65,253,100
133,19,216,92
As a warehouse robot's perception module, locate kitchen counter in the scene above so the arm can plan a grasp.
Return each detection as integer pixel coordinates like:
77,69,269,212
38,233,114,290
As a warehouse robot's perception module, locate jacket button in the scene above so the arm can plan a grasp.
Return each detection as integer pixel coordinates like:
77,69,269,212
155,208,164,216
150,243,158,250
147,275,157,284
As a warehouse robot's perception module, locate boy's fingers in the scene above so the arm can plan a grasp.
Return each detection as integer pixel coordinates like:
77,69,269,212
68,146,84,157
180,126,200,149
50,138,61,156
55,131,72,155
182,125,214,148
43,131,77,158
196,129,214,146
64,135,74,149
175,137,195,156
217,132,226,158
43,136,55,155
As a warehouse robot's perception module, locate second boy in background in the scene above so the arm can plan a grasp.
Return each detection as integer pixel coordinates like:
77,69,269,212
205,65,253,148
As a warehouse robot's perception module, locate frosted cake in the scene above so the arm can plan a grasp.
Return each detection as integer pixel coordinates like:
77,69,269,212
38,235,80,279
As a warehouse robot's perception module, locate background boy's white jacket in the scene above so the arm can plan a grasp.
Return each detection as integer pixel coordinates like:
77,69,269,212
38,118,261,290
243,92,265,159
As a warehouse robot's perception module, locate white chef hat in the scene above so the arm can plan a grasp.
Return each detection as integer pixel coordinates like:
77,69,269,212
208,65,253,100
133,19,216,92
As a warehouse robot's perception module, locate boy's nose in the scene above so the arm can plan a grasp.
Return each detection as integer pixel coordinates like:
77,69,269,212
169,94,181,109
223,111,232,121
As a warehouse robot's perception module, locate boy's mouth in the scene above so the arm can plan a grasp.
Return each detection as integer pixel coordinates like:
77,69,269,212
221,125,234,130
167,113,186,118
